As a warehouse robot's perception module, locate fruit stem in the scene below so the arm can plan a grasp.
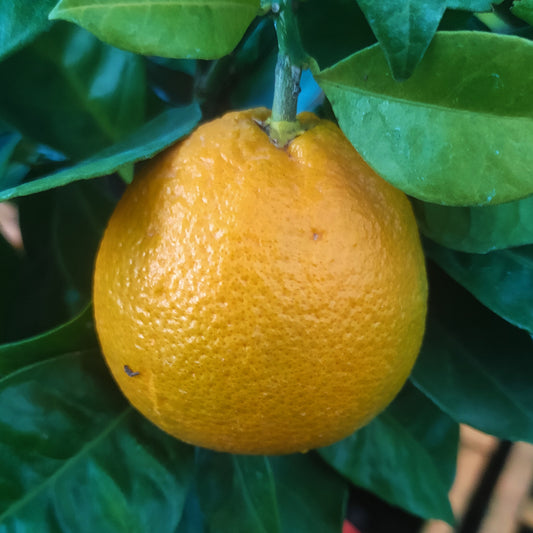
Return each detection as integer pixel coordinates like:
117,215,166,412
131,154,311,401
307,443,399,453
268,0,307,147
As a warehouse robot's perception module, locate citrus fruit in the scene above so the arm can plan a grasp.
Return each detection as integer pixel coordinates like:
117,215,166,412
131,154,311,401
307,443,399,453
93,108,427,455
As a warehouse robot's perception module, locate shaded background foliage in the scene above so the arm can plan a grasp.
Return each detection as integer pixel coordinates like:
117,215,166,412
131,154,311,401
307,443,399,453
1,0,533,531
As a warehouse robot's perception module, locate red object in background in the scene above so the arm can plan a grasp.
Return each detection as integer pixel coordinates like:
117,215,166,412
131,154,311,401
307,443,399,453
343,520,361,533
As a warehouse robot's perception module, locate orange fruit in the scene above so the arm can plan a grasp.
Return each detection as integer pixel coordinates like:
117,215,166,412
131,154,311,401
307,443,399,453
93,108,427,455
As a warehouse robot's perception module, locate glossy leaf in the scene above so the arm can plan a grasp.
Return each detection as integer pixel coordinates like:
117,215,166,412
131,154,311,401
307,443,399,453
316,32,533,206
355,0,447,81
0,0,56,59
0,304,96,375
196,451,347,533
49,0,260,59
0,350,195,532
424,240,533,335
0,104,201,201
411,265,533,443
355,0,497,80
413,195,533,253
512,0,533,25
320,383,457,524
0,23,146,160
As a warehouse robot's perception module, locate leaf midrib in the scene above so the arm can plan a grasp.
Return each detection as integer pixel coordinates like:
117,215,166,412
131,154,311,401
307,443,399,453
0,407,132,523
319,78,533,121
232,456,281,533
53,0,256,14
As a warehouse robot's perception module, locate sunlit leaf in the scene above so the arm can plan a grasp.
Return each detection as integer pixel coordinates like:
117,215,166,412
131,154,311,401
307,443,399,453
316,32,533,206
355,0,498,80
49,0,261,59
0,104,201,201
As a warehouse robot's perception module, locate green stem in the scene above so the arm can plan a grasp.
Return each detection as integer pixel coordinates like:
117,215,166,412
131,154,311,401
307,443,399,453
268,0,308,147
271,54,301,124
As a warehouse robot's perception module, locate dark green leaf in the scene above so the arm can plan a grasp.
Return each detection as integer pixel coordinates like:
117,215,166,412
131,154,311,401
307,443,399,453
53,180,116,305
0,305,96,375
354,0,497,80
298,0,376,69
0,23,146,160
0,350,194,532
49,0,260,59
316,32,533,206
320,383,457,523
0,104,202,201
424,240,533,335
177,488,208,533
0,0,57,59
5,191,72,341
512,0,533,25
411,264,533,443
413,195,533,253
355,0,447,81
438,8,491,31
0,234,22,343
0,133,22,184
270,454,348,533
196,451,348,533
196,452,281,533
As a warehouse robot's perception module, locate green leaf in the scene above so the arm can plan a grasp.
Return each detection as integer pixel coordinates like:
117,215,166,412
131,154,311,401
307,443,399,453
0,22,146,160
355,0,447,81
196,451,348,533
53,180,116,306
270,455,348,533
320,383,457,524
424,240,533,335
447,0,500,10
298,0,376,69
0,350,195,532
49,0,261,59
411,264,533,443
0,0,57,59
0,133,22,184
0,305,96,375
316,32,533,206
413,195,533,253
354,1,499,80
196,453,282,533
177,488,208,533
512,0,533,25
0,104,202,201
